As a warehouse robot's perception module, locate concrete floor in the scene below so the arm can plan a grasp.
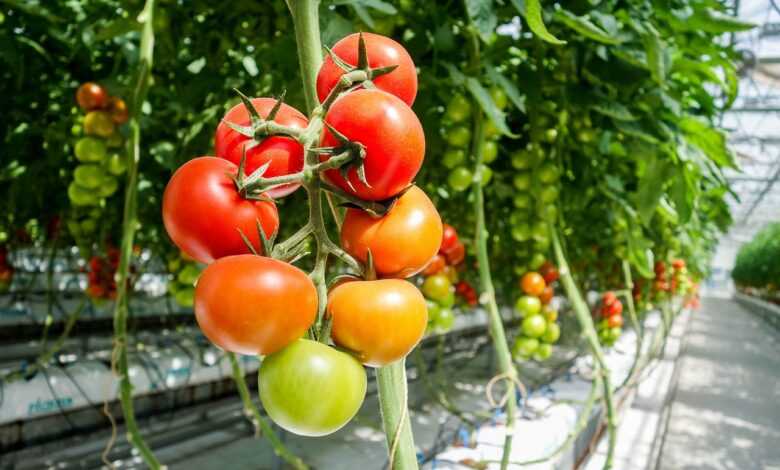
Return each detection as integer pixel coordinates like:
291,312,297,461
656,298,780,470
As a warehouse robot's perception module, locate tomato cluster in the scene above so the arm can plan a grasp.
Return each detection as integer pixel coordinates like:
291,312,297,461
166,252,202,308
162,32,439,437
84,247,121,301
67,83,129,247
512,263,561,361
418,223,476,333
595,291,624,347
0,245,13,293
651,261,672,301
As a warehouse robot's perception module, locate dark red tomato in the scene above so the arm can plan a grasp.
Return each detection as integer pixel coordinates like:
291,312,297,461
539,285,554,305
440,224,459,253
162,157,279,264
76,82,108,111
316,32,417,106
602,291,617,306
195,255,317,355
539,261,559,284
655,261,666,275
341,185,441,278
442,240,465,266
215,98,308,198
422,254,446,276
322,89,424,201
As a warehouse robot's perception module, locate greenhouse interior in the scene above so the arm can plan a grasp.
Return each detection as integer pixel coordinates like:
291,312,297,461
0,0,778,469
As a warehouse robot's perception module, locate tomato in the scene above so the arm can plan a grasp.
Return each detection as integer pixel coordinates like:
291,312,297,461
520,272,546,296
215,97,308,198
107,97,129,124
513,172,531,191
513,337,539,358
432,307,455,331
68,182,100,206
516,295,542,316
162,157,279,263
602,291,617,306
447,126,471,148
97,175,119,198
521,314,547,338
543,307,558,323
609,327,622,341
539,285,554,305
533,343,553,361
106,132,124,148
536,163,559,184
75,137,107,163
259,339,366,437
322,89,424,201
537,203,558,221
538,185,559,204
341,185,442,278
482,141,498,163
607,315,623,328
531,222,548,242
422,273,452,301
513,193,532,209
511,150,532,170
445,94,471,123
74,164,106,189
329,279,427,366
104,153,127,175
441,264,459,283
511,222,531,242
84,111,115,137
76,82,108,111
654,261,666,275
317,32,417,106
672,259,685,270
490,87,508,110
604,299,623,317
541,323,560,343
439,290,456,308
442,148,466,169
442,240,465,266
479,165,493,185
448,167,472,192
422,254,446,276
440,224,459,252
174,288,195,307
539,262,559,284
195,255,316,355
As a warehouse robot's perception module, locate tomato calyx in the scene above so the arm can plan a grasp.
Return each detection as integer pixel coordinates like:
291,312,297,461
321,180,403,217
317,122,370,189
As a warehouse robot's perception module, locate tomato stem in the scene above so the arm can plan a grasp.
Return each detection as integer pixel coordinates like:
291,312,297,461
618,260,644,389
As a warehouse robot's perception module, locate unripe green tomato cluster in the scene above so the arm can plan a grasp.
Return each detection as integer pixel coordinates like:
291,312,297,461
442,88,506,193
166,252,203,308
512,271,560,362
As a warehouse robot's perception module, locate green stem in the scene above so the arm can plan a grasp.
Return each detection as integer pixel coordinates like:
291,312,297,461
285,0,322,114
377,360,418,470
619,260,643,389
228,353,307,470
550,228,616,470
109,2,160,468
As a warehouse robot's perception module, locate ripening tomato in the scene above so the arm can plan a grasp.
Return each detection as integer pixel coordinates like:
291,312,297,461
655,261,666,275
539,285,554,305
422,254,446,276
84,111,116,137
194,255,316,355
607,315,624,328
539,261,559,284
422,273,451,301
328,279,427,366
215,98,308,198
440,224,459,253
322,89,424,201
606,300,623,316
341,185,442,278
602,291,617,306
76,82,108,111
162,157,279,263
316,32,417,106
442,240,465,266
107,97,129,124
672,259,685,270
520,272,546,296
259,339,366,436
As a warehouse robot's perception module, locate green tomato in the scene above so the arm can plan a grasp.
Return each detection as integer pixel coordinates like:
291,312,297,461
447,125,471,148
483,120,500,139
541,322,560,343
516,295,542,316
513,172,531,191
426,299,441,321
448,167,472,192
71,124,82,136
80,218,97,233
490,86,508,110
74,164,106,189
513,336,539,358
442,148,466,169
609,327,622,341
68,182,100,206
422,274,452,302
259,339,367,437
75,137,107,163
513,193,532,209
538,185,559,204
174,287,195,307
531,222,548,241
533,343,553,361
479,165,492,185
97,175,119,198
521,314,547,338
106,132,124,148
511,222,531,242
482,141,498,163
177,263,201,285
536,203,558,221
533,238,551,253
544,128,558,143
433,308,455,331
439,290,456,308
105,153,127,175
445,94,472,123
536,163,559,184
529,253,546,271
511,151,532,170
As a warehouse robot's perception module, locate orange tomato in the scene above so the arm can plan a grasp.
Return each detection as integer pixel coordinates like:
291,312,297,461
422,254,446,276
328,279,427,367
340,185,442,278
539,285,554,304
195,255,317,355
607,315,623,328
520,272,546,296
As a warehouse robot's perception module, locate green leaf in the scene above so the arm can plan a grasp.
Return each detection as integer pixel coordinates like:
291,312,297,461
465,77,517,137
465,0,497,42
186,57,206,74
689,8,756,33
679,117,735,168
640,22,666,85
486,66,526,113
591,101,636,121
626,229,654,278
554,8,623,45
510,0,565,45
93,18,141,41
636,154,672,225
615,120,660,144
332,0,397,15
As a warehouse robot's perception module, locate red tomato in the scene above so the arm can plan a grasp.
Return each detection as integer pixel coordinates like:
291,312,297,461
328,279,427,366
440,224,459,253
422,254,446,276
602,291,617,306
672,259,685,270
539,285,554,305
162,157,279,264
340,185,442,278
654,261,666,275
539,261,559,284
520,272,546,296
76,82,108,111
215,98,308,198
322,89,424,201
606,300,623,316
442,240,465,266
607,315,624,328
195,255,317,355
316,32,417,106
